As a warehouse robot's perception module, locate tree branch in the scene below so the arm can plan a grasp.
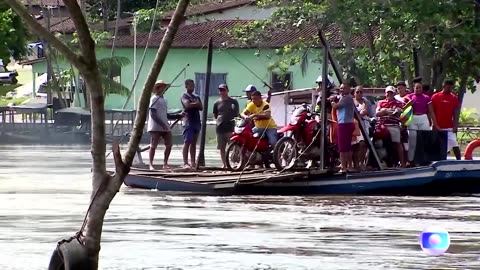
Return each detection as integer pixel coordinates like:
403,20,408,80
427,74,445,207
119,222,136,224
5,0,84,69
112,141,126,175
62,0,97,66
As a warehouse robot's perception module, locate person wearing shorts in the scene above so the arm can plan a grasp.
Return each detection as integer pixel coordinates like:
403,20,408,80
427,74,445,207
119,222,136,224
330,82,355,173
181,79,203,169
405,80,439,163
376,86,406,167
352,86,370,169
213,84,239,168
431,80,461,160
148,80,173,170
394,81,410,162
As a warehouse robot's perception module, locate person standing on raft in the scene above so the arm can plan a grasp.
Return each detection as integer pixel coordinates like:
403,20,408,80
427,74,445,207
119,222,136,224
147,80,173,170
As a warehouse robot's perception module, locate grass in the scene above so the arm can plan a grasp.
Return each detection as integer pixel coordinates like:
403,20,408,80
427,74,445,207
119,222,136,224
0,66,35,106
0,96,29,107
0,84,19,97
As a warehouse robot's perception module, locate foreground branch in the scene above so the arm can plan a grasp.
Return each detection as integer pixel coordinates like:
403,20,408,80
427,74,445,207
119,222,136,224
5,0,83,69
63,0,96,65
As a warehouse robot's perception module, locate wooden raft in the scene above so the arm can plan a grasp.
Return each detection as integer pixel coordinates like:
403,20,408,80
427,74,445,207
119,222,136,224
128,166,327,188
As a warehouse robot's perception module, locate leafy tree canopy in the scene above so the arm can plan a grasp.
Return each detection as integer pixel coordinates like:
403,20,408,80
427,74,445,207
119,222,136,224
233,0,480,92
0,3,28,65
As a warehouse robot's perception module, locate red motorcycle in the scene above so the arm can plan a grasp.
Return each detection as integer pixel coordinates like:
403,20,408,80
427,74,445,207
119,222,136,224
225,118,274,171
272,104,337,170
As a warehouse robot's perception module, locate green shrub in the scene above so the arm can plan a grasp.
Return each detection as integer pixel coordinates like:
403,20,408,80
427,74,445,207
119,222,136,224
459,108,479,127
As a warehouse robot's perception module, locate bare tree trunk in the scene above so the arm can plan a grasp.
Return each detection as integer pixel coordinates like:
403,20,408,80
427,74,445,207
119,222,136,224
366,25,383,86
454,73,469,131
5,0,190,269
102,0,108,31
416,48,432,84
77,0,86,16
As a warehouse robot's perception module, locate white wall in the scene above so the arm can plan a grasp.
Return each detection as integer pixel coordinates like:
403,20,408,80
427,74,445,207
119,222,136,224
185,6,277,24
270,89,317,127
462,82,480,120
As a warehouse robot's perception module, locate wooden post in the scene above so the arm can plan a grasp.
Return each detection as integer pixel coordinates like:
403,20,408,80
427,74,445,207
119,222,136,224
319,40,328,170
318,30,384,170
196,37,213,169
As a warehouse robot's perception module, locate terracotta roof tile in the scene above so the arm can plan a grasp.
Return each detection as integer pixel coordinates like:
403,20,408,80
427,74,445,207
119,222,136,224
163,0,255,19
107,20,377,49
46,17,132,34
50,18,76,33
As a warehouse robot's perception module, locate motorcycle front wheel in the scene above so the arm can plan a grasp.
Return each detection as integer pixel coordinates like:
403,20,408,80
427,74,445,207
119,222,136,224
272,136,298,171
225,142,247,171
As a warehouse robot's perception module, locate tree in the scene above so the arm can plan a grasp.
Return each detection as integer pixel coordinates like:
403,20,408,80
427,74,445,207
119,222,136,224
0,2,28,65
5,0,190,268
236,0,480,91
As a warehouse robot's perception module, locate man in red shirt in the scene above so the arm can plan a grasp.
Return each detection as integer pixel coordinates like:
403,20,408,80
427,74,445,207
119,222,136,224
376,86,406,167
431,80,461,160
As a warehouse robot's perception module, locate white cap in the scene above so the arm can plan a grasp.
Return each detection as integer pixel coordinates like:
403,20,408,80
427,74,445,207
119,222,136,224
385,85,396,94
316,75,334,84
244,84,257,92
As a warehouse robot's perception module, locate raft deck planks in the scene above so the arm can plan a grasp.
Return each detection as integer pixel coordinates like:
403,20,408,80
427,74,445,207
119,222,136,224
128,166,317,187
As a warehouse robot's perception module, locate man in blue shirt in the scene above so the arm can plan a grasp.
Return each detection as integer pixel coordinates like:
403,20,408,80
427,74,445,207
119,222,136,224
181,79,203,169
330,82,355,173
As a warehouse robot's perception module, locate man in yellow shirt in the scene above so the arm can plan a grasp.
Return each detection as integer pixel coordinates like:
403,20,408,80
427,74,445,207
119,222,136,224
241,90,278,146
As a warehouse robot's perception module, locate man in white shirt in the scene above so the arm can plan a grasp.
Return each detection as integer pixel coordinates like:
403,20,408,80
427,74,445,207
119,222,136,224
148,80,172,170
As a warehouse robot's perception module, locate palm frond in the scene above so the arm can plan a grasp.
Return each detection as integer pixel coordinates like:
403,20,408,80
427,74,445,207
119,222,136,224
97,56,131,71
300,49,309,77
97,56,131,96
101,76,130,96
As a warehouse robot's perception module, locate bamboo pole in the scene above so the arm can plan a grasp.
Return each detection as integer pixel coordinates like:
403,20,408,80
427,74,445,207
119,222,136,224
196,37,213,169
318,30,384,170
319,39,328,170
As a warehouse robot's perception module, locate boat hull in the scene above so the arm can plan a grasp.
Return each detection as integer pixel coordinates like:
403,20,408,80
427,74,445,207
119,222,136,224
122,160,480,196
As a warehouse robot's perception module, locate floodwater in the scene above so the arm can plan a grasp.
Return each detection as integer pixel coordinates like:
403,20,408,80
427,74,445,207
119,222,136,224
0,145,479,270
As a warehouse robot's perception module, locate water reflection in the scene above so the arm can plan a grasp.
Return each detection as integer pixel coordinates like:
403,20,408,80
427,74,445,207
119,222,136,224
0,145,479,270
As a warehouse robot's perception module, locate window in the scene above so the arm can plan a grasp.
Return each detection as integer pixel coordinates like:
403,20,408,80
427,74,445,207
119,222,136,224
194,73,227,97
271,72,292,92
108,63,121,84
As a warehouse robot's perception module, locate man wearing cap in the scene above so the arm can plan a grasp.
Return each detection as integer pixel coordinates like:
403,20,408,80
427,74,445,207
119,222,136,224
376,86,406,167
241,90,278,147
181,79,203,169
213,84,240,168
148,80,172,170
314,75,336,114
244,84,272,103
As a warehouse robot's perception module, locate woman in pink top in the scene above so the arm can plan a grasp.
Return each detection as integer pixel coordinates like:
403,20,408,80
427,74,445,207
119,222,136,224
405,82,439,163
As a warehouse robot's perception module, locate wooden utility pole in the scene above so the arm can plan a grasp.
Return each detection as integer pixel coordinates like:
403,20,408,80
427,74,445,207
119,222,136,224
196,37,213,169
319,36,328,170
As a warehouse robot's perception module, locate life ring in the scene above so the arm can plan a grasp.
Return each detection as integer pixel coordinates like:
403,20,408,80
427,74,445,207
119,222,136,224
48,237,92,270
464,139,480,160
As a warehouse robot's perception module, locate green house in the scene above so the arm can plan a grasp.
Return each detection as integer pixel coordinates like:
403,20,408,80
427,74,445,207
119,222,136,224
21,0,371,117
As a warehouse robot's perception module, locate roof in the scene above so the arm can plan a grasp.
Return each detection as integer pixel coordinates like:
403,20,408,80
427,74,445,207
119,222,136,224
42,17,133,34
24,0,66,7
19,57,46,65
163,0,255,19
106,20,377,49
36,16,70,30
